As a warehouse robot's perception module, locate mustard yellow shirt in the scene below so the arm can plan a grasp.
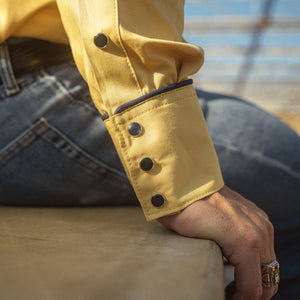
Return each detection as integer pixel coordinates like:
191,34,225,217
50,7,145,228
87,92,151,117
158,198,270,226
0,0,224,220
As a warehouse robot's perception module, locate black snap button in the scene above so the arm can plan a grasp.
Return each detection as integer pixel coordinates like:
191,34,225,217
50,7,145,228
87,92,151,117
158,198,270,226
94,33,109,48
151,194,165,207
140,157,154,171
128,122,142,136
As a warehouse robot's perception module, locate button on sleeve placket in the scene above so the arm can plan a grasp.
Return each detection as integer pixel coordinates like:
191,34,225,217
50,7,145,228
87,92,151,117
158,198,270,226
94,33,109,49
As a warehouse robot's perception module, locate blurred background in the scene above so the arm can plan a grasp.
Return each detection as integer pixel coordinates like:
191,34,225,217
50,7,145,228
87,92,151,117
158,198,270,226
184,0,300,134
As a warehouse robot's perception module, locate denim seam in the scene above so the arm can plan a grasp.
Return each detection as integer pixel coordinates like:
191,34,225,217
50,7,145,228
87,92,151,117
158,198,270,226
39,69,78,104
39,69,100,117
0,72,44,100
40,118,128,180
0,124,39,167
0,118,128,181
0,43,20,96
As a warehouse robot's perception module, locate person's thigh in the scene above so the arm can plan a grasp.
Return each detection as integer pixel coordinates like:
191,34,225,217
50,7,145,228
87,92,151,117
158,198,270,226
198,93,300,222
199,93,300,299
0,62,137,206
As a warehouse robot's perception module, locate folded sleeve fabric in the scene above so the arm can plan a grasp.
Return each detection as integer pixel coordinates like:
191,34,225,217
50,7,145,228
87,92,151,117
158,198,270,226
55,0,224,220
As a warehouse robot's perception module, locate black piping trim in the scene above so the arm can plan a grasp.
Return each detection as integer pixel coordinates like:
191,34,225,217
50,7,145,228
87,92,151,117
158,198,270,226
114,79,193,115
101,113,109,121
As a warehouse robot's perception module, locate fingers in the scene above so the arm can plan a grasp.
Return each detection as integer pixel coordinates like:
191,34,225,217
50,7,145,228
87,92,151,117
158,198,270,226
226,220,278,300
222,192,278,299
229,249,262,300
261,259,279,300
226,253,278,300
262,284,279,300
225,237,278,300
158,186,279,299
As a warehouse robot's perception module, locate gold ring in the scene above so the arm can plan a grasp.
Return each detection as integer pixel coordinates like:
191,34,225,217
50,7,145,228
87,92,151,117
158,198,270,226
262,260,280,288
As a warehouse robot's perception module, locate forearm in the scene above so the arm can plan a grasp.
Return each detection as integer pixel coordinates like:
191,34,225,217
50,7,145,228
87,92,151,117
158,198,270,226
56,0,224,220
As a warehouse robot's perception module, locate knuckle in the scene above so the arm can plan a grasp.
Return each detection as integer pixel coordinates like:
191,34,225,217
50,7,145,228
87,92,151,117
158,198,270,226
260,225,270,241
257,219,275,245
266,219,274,236
244,230,261,248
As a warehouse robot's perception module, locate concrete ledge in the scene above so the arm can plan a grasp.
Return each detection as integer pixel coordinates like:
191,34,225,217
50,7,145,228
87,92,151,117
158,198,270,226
0,206,224,300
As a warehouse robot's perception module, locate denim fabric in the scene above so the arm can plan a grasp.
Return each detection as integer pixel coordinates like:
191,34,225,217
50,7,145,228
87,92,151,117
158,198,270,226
0,56,138,206
1,46,299,298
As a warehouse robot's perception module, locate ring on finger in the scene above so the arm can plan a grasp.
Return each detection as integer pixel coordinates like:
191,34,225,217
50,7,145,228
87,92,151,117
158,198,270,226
261,260,280,288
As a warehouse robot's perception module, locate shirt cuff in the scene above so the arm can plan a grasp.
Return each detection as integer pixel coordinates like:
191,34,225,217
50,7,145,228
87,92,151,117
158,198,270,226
104,80,224,221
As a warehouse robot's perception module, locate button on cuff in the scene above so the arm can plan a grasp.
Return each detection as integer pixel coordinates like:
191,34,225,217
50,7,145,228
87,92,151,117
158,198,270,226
128,122,142,136
151,194,165,207
103,83,224,221
140,157,154,171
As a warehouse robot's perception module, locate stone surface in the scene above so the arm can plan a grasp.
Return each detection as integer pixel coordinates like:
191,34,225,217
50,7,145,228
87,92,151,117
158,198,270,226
0,206,224,300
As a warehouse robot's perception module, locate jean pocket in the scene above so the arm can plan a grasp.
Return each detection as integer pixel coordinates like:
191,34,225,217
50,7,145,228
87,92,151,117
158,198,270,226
0,118,132,206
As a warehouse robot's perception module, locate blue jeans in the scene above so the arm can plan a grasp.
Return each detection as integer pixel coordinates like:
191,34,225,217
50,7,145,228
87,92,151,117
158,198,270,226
1,43,299,299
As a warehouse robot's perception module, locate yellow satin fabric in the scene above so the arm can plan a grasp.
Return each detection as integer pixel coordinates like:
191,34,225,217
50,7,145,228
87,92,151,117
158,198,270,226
0,0,224,220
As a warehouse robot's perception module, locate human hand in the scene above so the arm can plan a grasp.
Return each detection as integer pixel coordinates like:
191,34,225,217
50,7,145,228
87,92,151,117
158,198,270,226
158,186,278,300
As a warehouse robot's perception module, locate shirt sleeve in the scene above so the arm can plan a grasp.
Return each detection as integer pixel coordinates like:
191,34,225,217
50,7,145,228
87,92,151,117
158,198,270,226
56,0,224,221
